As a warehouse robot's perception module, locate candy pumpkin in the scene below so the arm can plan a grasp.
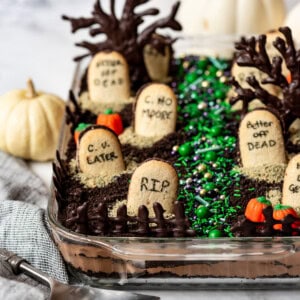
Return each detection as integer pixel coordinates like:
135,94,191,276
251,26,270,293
96,109,123,135
273,204,298,230
244,196,272,223
286,73,292,84
0,79,65,161
74,123,91,144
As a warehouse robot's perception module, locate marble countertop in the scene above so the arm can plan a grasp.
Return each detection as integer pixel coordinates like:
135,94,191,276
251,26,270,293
1,0,300,299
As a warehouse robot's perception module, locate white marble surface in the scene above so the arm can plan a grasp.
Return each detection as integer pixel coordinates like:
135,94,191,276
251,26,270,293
1,0,300,299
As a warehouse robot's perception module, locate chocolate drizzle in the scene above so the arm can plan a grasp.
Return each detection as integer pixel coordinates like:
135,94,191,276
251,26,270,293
52,151,70,210
62,0,182,89
66,202,88,234
230,27,300,130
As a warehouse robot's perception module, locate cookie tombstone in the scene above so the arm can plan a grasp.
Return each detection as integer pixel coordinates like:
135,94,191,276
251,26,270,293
239,110,286,167
282,154,300,213
143,35,171,82
127,159,178,217
134,83,177,137
87,51,130,103
77,126,125,179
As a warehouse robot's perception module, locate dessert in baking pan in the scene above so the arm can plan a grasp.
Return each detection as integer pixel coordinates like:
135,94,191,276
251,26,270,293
48,0,300,287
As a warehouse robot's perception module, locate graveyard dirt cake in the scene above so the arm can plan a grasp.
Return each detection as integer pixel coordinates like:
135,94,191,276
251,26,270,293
51,0,300,279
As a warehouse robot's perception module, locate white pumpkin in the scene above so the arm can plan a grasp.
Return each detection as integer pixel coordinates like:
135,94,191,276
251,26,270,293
0,79,65,161
284,2,300,46
178,0,285,36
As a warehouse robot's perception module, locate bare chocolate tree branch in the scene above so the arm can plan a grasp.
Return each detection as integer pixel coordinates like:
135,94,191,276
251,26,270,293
228,77,256,116
136,8,159,19
63,0,182,89
246,76,282,110
232,27,300,129
138,2,181,47
121,0,149,21
61,16,96,33
93,0,110,24
110,0,117,24
274,27,300,84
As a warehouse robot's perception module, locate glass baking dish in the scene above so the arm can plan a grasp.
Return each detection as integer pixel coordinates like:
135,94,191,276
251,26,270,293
47,37,300,289
48,195,300,289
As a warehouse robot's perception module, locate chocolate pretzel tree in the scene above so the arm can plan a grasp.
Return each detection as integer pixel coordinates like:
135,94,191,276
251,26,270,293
63,0,181,89
230,27,300,131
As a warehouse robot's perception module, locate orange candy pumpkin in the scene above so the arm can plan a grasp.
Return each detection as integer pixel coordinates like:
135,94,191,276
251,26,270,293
74,123,91,144
245,196,272,223
273,204,298,230
286,72,292,84
96,109,123,135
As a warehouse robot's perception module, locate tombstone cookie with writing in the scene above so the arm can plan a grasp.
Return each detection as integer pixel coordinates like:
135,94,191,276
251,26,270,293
127,159,178,217
143,35,171,83
282,154,300,213
239,110,286,168
87,51,130,103
134,83,177,137
77,125,125,179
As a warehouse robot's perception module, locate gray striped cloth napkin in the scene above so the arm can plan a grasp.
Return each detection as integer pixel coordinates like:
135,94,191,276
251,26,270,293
0,150,69,299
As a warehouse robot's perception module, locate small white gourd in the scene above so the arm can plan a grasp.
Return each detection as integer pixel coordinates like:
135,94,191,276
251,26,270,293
284,2,300,46
0,79,65,161
178,0,285,36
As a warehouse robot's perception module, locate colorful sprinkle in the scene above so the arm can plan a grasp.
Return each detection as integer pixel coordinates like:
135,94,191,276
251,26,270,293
173,56,240,237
